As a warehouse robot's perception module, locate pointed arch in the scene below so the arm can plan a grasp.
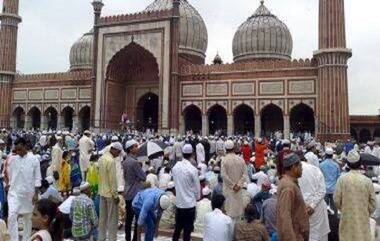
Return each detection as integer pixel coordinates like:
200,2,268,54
261,103,284,137
104,42,160,130
290,103,315,134
233,104,254,135
79,106,91,131
359,129,371,143
136,92,159,132
183,104,202,134
208,104,227,136
12,106,25,129
61,106,75,131
44,106,58,130
28,106,41,130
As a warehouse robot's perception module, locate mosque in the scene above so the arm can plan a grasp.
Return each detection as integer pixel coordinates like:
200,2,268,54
0,0,379,142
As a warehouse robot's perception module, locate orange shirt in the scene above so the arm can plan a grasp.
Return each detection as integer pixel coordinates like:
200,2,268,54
254,141,267,169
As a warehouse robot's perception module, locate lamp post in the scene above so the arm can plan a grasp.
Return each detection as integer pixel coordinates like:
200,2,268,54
91,0,104,129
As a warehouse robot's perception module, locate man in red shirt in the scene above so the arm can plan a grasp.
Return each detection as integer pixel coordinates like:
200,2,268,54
241,141,251,165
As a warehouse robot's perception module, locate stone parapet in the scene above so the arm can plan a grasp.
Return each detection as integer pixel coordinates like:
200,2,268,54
181,58,317,75
15,70,91,82
98,9,172,26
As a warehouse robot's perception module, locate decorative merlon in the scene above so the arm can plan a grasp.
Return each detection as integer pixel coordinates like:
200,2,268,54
181,58,317,75
98,9,172,26
15,70,91,82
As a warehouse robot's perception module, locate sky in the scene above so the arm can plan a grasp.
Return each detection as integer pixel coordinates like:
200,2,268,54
2,0,379,115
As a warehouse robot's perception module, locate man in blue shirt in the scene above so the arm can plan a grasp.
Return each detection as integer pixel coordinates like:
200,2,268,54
132,188,170,241
320,148,341,200
319,147,341,241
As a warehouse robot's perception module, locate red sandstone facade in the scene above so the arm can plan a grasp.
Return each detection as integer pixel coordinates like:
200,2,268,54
0,0,378,143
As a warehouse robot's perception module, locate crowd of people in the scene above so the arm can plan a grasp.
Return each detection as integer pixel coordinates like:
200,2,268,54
0,128,380,241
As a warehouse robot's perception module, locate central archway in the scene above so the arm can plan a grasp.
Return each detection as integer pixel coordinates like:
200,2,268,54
45,107,58,130
28,107,41,130
234,104,254,135
62,106,74,131
105,42,160,130
261,104,284,137
290,103,315,135
183,105,202,134
136,93,159,132
208,105,227,136
359,129,371,143
79,106,91,131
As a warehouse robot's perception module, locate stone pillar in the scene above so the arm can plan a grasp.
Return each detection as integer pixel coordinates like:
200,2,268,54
41,115,47,130
255,115,261,137
10,116,15,129
227,115,233,136
72,115,79,132
25,115,31,130
57,115,64,130
202,114,208,136
178,115,184,135
91,0,104,129
284,115,290,139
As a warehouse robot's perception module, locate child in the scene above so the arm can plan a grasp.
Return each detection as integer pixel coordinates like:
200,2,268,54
70,149,82,189
58,151,72,197
30,199,64,241
86,154,99,197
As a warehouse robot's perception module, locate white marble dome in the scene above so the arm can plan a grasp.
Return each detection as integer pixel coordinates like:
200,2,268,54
145,0,208,61
69,30,93,71
232,1,293,62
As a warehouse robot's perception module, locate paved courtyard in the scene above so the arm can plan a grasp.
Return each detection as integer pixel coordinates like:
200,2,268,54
64,231,174,241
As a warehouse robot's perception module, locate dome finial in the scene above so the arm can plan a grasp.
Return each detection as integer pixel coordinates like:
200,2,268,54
260,0,264,5
213,51,223,65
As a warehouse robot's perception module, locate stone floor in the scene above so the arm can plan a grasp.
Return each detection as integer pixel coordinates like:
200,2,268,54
65,230,202,241
65,233,171,241
116,232,172,241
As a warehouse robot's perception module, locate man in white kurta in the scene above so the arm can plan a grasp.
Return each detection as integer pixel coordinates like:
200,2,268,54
305,144,320,168
7,139,41,241
50,138,63,174
298,161,330,241
79,130,94,179
194,188,212,234
196,140,205,164
173,139,184,162
221,140,247,220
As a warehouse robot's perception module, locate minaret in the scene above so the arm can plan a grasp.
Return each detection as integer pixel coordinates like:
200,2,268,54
314,0,352,141
0,0,21,128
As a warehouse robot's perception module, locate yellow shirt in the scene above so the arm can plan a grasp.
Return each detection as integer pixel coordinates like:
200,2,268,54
58,159,71,192
98,152,118,199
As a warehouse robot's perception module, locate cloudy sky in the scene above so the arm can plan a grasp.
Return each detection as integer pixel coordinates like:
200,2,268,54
3,0,380,115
